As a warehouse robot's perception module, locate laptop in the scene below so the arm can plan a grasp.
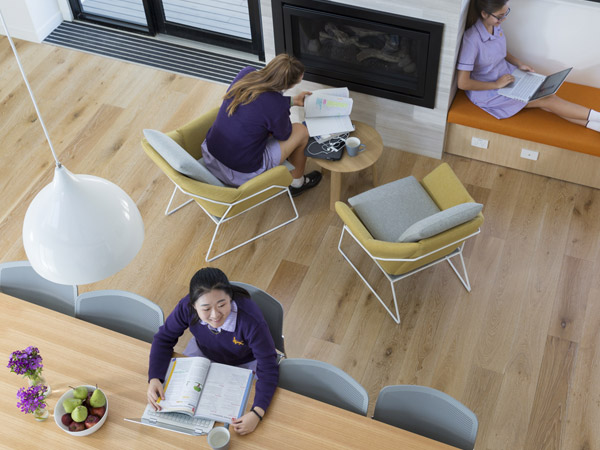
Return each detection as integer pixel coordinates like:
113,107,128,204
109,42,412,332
124,404,215,436
304,136,346,161
498,67,572,102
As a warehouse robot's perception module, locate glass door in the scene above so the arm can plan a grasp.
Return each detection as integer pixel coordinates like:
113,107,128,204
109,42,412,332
68,0,264,58
68,0,154,33
152,0,264,58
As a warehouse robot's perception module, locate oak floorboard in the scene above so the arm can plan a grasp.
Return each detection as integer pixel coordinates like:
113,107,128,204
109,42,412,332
561,278,600,450
564,187,600,262
547,255,593,343
473,174,547,373
1,38,599,449
461,365,503,450
524,336,577,450
429,234,504,398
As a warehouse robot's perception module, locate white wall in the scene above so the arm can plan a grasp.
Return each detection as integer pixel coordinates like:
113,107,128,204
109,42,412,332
501,0,600,88
0,0,62,42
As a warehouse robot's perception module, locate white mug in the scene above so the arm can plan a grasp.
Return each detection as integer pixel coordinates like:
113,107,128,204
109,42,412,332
207,426,231,450
345,137,366,157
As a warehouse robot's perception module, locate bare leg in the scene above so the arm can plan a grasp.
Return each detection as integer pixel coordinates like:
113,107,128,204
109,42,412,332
526,95,590,126
279,123,309,179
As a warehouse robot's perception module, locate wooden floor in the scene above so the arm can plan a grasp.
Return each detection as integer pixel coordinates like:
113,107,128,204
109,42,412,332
1,37,599,450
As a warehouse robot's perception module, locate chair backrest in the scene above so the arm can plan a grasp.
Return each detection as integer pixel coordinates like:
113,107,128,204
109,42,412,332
0,261,78,316
75,290,164,343
372,385,478,450
278,358,369,416
231,281,285,356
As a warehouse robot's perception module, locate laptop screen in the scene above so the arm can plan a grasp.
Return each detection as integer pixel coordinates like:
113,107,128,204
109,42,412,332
531,67,572,101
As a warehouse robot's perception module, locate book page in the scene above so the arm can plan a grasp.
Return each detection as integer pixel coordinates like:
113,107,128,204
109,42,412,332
313,87,349,98
304,93,353,118
305,115,355,137
194,362,253,423
157,357,211,415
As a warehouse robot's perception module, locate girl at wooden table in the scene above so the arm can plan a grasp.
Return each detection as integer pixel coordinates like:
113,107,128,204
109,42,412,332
147,268,278,435
457,0,600,132
202,53,322,196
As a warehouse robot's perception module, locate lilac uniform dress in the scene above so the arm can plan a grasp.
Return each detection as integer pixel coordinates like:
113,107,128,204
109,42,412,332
457,19,526,119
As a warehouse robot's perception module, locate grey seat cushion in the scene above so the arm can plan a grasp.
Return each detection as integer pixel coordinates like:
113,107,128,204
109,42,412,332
143,129,225,186
398,202,483,242
348,176,440,242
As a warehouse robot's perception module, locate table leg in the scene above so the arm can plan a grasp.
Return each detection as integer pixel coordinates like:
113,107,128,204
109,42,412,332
330,171,342,211
371,164,378,186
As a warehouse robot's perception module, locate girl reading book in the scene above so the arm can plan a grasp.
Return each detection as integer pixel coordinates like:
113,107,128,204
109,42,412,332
147,268,279,435
202,53,322,196
457,0,600,131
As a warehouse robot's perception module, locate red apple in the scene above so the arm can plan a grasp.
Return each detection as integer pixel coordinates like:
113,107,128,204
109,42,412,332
69,421,85,432
90,405,106,418
61,413,73,427
84,414,100,429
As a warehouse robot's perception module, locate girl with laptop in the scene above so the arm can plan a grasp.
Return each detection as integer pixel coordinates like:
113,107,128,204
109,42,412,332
457,0,600,132
147,268,279,435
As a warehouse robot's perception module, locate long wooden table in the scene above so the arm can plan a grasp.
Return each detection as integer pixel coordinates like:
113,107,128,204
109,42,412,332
0,293,455,449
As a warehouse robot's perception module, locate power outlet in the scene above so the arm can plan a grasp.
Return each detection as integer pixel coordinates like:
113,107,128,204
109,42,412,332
520,149,539,161
471,137,489,149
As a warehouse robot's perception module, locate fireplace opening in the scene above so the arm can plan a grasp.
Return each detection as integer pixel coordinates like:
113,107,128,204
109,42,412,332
272,0,443,108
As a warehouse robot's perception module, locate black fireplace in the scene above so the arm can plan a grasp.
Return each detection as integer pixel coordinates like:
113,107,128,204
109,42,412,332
272,0,444,108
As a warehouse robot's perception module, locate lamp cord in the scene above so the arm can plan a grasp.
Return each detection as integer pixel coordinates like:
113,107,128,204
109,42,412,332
0,9,61,168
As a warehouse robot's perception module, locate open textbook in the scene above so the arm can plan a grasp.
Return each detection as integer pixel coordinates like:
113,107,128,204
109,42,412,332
153,356,253,423
303,87,355,137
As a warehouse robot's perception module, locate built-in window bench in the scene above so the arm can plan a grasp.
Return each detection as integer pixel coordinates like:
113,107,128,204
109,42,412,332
444,83,600,189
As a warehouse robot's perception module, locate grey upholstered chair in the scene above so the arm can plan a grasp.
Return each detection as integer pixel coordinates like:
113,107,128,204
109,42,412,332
231,281,286,360
75,289,164,343
372,385,478,449
278,358,369,415
0,260,78,316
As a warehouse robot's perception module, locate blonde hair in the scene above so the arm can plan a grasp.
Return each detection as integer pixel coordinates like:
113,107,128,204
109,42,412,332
224,54,304,116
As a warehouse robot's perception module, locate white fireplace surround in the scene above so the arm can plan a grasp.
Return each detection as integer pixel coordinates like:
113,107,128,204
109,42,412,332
263,0,471,159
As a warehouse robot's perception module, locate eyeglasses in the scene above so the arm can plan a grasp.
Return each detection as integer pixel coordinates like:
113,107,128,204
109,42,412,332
488,7,511,21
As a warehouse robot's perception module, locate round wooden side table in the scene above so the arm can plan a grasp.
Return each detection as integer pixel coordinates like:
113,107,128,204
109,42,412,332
312,121,383,210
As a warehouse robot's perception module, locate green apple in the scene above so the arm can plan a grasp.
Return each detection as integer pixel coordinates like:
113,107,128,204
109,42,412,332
89,388,106,408
71,405,88,423
72,386,89,400
62,398,83,414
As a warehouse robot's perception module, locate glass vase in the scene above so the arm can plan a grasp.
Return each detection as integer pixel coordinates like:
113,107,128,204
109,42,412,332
33,407,49,421
27,373,51,397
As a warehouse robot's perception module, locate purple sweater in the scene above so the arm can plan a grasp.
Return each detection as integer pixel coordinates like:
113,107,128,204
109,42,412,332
205,66,292,173
148,295,279,412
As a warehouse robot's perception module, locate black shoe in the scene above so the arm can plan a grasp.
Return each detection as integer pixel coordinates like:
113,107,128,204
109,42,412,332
289,171,322,197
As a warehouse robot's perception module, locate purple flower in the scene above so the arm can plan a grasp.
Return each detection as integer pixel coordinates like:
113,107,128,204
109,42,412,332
7,346,43,378
16,385,47,414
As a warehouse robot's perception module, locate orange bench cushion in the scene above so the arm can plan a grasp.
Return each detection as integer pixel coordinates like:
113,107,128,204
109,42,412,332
448,82,600,157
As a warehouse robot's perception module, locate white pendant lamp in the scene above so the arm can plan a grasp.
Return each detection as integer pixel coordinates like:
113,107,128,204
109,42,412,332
1,10,144,285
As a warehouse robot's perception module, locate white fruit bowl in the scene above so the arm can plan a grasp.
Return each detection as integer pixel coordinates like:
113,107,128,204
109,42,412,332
54,385,109,436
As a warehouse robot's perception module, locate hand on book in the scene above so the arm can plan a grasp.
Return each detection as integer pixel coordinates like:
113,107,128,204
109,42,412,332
231,406,264,435
147,378,165,411
292,91,312,107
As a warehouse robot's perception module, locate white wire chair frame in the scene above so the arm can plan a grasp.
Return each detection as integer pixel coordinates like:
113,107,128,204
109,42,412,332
164,180,299,262
338,225,481,324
